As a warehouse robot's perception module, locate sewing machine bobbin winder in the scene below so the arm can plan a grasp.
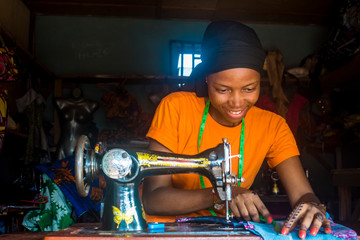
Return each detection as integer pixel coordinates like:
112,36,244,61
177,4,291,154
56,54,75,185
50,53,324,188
74,135,245,232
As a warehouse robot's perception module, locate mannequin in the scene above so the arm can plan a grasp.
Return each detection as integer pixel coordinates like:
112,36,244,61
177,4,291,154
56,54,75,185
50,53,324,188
55,87,98,160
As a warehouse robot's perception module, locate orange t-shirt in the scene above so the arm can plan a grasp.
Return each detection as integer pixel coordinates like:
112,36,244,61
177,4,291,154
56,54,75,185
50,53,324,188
145,91,299,222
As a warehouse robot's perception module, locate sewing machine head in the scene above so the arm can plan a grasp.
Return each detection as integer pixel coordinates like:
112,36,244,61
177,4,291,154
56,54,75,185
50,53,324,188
75,135,244,232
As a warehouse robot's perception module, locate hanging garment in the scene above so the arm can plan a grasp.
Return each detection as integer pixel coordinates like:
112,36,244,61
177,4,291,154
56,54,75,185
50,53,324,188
256,93,308,139
16,88,51,165
263,49,289,118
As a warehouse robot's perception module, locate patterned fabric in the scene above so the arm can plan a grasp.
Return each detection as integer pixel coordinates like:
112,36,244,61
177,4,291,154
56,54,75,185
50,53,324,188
263,50,288,118
250,217,358,240
34,155,103,217
22,174,74,231
177,216,358,240
0,35,18,82
0,85,7,152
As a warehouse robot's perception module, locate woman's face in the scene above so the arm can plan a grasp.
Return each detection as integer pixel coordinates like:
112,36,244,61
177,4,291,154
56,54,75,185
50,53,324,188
206,68,261,127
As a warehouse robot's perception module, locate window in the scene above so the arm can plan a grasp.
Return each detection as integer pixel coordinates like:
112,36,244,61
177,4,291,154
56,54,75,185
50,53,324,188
170,41,201,77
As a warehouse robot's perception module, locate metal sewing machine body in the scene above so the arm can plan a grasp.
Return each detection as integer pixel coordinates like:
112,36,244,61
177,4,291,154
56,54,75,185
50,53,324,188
75,135,243,232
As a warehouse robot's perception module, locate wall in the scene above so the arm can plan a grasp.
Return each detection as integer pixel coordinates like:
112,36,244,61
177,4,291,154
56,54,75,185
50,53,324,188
0,0,30,50
34,16,329,75
36,16,330,132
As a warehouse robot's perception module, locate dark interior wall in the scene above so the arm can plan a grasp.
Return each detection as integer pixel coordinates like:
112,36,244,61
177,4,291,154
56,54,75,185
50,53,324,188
36,16,331,144
35,17,207,75
36,16,330,136
34,16,329,75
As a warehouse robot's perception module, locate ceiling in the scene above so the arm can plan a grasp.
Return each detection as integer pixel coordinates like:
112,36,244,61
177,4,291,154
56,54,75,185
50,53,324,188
22,0,337,25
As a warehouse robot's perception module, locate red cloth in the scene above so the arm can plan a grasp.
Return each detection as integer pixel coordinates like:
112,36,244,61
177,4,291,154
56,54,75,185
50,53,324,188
256,93,308,139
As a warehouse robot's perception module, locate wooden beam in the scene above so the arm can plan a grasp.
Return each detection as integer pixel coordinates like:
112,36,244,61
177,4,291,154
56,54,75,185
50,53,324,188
21,0,336,25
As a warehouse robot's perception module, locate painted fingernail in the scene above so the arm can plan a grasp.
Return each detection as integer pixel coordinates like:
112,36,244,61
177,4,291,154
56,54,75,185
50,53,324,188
267,216,273,224
281,228,289,235
325,228,332,234
299,230,306,239
310,228,318,236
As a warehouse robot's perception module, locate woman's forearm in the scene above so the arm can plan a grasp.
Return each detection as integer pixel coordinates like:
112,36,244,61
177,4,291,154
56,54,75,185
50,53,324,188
276,156,316,208
144,139,216,216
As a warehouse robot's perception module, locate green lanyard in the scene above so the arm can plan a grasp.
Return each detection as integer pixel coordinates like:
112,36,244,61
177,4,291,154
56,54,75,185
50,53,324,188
198,99,245,215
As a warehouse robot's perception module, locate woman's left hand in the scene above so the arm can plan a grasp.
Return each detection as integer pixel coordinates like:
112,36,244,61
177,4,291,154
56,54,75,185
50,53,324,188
281,201,331,239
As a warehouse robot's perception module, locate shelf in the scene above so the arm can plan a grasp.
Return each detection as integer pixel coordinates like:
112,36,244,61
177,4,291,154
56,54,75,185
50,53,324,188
6,129,28,138
21,0,336,26
58,74,190,85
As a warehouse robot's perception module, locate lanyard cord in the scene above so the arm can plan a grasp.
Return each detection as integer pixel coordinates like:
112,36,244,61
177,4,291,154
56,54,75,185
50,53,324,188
198,99,245,215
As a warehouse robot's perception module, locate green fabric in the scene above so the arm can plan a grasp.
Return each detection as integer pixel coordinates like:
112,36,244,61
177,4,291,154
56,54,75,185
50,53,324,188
22,174,74,231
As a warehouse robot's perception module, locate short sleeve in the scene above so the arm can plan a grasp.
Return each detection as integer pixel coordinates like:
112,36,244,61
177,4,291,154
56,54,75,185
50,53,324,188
266,117,300,168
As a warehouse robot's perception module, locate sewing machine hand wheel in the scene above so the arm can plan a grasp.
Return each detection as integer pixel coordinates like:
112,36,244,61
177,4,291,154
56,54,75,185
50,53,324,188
75,135,99,197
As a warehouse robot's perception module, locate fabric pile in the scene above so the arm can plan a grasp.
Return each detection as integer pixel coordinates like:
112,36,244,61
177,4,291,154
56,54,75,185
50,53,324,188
22,155,105,231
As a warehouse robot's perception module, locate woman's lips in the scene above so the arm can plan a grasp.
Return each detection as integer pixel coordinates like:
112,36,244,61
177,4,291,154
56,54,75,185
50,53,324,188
229,110,242,114
227,109,246,119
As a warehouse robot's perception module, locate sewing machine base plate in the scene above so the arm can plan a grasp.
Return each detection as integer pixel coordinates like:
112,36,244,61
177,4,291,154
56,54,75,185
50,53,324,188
43,223,262,240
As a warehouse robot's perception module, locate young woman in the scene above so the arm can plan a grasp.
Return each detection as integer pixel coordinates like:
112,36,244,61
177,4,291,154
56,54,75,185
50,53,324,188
142,21,331,239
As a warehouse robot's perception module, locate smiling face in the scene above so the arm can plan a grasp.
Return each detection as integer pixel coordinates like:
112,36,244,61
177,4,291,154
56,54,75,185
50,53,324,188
206,68,261,127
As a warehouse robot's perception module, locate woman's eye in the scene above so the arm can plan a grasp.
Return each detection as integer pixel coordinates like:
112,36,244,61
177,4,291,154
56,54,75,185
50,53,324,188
244,88,255,92
216,89,228,93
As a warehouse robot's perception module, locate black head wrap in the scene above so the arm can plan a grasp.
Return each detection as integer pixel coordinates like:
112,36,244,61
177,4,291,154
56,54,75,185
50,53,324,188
191,21,266,97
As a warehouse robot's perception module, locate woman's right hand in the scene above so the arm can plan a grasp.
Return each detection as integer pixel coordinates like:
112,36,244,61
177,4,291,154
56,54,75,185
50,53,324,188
229,186,273,223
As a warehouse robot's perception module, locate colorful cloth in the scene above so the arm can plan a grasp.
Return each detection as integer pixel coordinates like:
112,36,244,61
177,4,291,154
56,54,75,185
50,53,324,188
22,174,74,231
101,85,150,139
34,155,103,217
177,216,358,240
263,49,288,118
0,85,7,152
250,217,358,240
146,91,299,222
0,35,18,82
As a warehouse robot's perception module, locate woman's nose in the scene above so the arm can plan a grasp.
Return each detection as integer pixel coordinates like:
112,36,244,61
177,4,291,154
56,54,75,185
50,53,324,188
229,92,243,107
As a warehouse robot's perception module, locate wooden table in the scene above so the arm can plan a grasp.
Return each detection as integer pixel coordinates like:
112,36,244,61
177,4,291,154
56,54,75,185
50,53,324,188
0,223,262,240
0,205,39,233
0,231,48,240
331,168,360,221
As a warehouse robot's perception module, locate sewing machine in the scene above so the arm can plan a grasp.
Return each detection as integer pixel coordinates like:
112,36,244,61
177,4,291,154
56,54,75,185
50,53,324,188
74,135,244,232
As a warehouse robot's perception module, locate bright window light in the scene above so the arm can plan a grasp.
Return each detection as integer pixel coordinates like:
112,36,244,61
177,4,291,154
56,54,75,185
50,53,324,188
177,53,202,77
171,41,201,77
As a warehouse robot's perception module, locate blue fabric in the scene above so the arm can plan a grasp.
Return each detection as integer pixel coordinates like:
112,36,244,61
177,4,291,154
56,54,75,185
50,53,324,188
35,155,102,217
177,215,358,240
250,214,358,240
